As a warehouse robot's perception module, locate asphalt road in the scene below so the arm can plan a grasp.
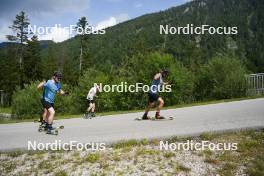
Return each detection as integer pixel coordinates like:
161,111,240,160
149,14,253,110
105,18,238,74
0,98,263,151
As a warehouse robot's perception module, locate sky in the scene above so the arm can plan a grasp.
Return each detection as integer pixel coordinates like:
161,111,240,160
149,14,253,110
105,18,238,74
0,0,191,43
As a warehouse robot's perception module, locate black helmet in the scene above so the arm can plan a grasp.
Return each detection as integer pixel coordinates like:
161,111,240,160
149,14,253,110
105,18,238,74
53,71,62,79
161,69,169,77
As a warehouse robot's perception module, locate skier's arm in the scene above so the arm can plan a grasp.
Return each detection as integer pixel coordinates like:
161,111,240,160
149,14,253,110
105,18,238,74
154,73,161,80
87,88,93,99
59,89,69,96
163,81,170,85
86,92,90,99
37,80,46,90
93,88,98,98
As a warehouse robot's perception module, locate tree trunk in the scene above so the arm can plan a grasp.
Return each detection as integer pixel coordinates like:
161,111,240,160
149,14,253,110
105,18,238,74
79,37,83,75
19,41,24,88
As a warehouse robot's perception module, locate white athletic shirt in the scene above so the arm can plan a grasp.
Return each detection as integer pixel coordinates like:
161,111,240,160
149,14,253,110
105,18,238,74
87,87,97,100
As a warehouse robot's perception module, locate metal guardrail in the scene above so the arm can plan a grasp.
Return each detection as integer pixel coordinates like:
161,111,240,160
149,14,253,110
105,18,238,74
247,73,264,95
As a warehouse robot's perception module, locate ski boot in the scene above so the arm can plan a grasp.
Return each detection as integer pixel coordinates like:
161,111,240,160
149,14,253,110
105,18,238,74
155,112,165,120
38,120,47,132
46,126,58,135
141,113,150,120
83,112,91,119
91,112,96,118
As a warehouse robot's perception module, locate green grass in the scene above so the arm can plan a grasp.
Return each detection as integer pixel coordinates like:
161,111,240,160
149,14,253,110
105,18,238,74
38,160,54,170
135,148,160,156
112,139,138,149
83,152,100,163
199,132,216,141
0,95,263,124
246,156,264,176
0,129,263,175
0,107,11,113
2,161,17,173
113,151,121,161
202,149,213,157
54,170,68,176
174,163,191,173
150,128,264,175
6,150,24,158
163,151,175,158
215,129,264,175
0,118,38,124
99,160,110,169
204,157,219,165
219,162,237,175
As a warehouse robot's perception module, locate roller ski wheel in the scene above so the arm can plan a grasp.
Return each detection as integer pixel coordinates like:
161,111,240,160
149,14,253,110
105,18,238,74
135,116,152,121
135,116,173,121
38,124,47,132
151,116,174,121
83,112,91,119
46,126,63,135
46,129,58,135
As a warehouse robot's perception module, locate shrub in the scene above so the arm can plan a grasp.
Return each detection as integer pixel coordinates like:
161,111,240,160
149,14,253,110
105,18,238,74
74,52,195,112
11,82,42,119
11,81,74,119
195,55,247,100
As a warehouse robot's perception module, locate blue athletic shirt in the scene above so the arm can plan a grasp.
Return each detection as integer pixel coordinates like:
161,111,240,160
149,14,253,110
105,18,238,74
43,80,61,103
149,74,163,94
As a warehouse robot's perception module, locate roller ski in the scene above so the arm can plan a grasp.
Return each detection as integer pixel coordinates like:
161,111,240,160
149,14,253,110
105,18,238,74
46,126,63,135
135,113,173,121
135,116,173,121
46,126,64,135
83,112,91,119
83,112,96,119
38,124,64,132
135,116,151,121
38,122,64,135
38,121,47,132
150,116,173,121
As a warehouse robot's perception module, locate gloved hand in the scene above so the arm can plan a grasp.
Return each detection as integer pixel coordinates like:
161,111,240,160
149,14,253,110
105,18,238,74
167,80,173,85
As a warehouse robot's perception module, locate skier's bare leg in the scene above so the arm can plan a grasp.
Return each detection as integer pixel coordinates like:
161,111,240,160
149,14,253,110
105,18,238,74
47,107,55,124
91,103,95,113
42,108,48,122
155,97,164,118
142,102,155,119
87,103,93,112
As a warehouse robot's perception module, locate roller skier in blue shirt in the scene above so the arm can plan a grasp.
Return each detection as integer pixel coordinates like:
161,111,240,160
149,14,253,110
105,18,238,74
37,71,68,134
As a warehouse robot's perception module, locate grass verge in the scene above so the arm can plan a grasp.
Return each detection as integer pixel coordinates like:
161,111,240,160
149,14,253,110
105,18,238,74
0,129,263,175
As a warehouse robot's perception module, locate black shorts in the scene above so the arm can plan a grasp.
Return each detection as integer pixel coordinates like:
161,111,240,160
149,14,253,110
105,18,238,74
41,99,54,109
87,99,95,104
148,93,159,103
